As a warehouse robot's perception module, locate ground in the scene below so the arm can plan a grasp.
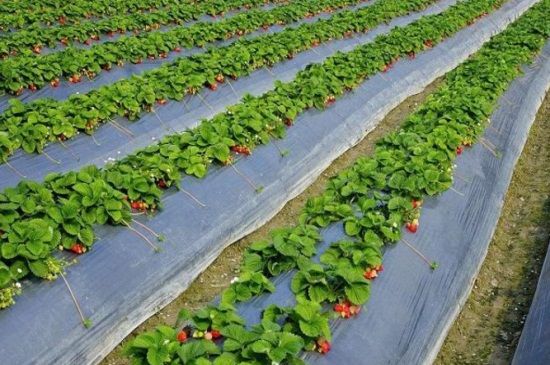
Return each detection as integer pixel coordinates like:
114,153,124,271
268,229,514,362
101,81,550,365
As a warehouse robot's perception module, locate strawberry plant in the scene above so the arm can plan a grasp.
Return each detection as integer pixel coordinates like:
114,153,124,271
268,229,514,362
0,0,517,310
120,1,550,363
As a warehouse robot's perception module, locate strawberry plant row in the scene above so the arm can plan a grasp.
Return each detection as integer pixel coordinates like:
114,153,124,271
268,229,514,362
0,0,200,30
0,0,366,95
0,0,442,162
0,0,280,58
0,0,507,310
121,1,550,363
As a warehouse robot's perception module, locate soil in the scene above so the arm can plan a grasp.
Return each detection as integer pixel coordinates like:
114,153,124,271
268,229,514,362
435,91,550,364
100,80,445,365
102,82,550,365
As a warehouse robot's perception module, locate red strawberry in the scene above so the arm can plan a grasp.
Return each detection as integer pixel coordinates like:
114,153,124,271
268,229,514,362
174,46,181,52
285,118,293,127
135,57,143,64
58,17,66,25
333,303,344,313
382,65,389,73
157,99,167,105
57,134,67,141
157,180,167,189
61,38,68,46
131,201,140,210
406,221,418,233
107,31,114,37
215,74,224,83
376,265,383,272
91,35,100,41
316,339,331,354
208,83,218,91
456,145,463,155
210,330,222,339
177,331,187,342
262,24,269,30
463,140,472,147
33,45,42,54
70,244,84,254
29,84,37,91
364,268,378,280
84,39,91,45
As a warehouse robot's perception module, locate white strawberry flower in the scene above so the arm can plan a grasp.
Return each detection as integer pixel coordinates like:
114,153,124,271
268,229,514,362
392,222,397,228
230,277,239,284
15,282,21,288
17,268,22,274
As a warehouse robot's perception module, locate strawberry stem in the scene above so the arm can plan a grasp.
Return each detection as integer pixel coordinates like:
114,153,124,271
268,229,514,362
454,172,470,183
58,139,80,161
108,119,135,139
229,161,262,193
263,65,276,78
180,187,206,208
42,150,61,164
131,219,162,239
196,93,215,113
3,158,26,178
152,109,176,133
401,238,437,270
225,78,239,98
91,135,101,146
122,220,160,252
268,132,289,157
477,137,500,157
59,272,91,328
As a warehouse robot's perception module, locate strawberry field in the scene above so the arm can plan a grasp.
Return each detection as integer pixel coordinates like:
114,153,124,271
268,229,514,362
1,0,549,364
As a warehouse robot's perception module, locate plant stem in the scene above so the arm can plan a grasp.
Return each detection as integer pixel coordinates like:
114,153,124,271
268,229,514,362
122,220,160,252
229,161,262,193
226,79,240,98
3,159,26,178
268,132,289,157
42,150,61,164
181,187,206,207
60,272,91,328
58,139,80,161
401,238,437,270
197,93,215,113
108,118,135,138
131,219,161,239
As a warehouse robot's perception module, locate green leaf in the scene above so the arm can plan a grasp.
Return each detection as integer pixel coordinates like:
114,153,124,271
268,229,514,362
344,221,360,236
28,260,49,278
344,283,370,305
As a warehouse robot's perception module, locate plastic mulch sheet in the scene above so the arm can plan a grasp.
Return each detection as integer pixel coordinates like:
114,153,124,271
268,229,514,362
513,239,550,365
0,0,541,364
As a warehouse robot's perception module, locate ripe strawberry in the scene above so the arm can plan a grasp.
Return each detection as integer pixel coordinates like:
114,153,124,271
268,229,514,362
61,37,68,46
107,31,114,37
215,74,224,83
412,199,421,209
33,45,42,54
382,65,389,73
157,180,167,189
364,268,378,280
208,83,218,91
210,330,222,339
406,221,418,233
157,99,167,105
456,145,463,155
177,331,187,342
463,140,472,147
57,134,67,141
58,16,66,25
91,35,100,41
159,52,168,59
135,57,143,64
84,39,91,45
262,24,269,30
131,201,140,210
284,118,293,127
70,243,84,254
376,265,383,272
334,303,344,313
29,84,37,91
424,40,434,48
174,46,181,52
316,339,331,354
